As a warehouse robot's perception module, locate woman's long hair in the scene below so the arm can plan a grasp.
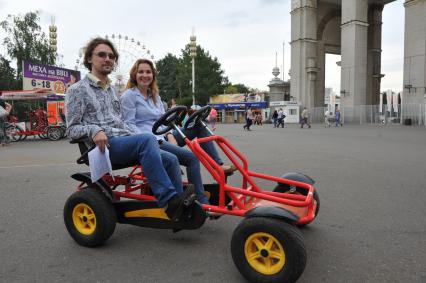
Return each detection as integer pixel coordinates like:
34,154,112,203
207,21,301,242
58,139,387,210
126,59,159,104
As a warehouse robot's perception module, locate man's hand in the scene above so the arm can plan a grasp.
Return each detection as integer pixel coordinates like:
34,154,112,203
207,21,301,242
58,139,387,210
93,130,109,153
5,102,12,113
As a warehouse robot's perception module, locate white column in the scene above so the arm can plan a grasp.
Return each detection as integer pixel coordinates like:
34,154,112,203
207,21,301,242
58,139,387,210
403,0,426,105
340,0,369,110
290,0,318,109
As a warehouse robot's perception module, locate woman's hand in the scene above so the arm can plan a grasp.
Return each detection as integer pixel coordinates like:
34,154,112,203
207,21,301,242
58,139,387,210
93,130,109,153
166,133,178,145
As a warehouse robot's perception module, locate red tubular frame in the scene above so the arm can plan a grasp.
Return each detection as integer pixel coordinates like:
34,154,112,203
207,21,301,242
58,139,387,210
184,134,317,225
77,129,317,225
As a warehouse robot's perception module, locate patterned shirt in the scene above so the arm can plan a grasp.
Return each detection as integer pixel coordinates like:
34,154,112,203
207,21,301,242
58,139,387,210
65,74,134,140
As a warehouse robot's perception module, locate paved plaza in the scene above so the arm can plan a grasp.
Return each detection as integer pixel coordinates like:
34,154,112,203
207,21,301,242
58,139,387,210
0,123,425,282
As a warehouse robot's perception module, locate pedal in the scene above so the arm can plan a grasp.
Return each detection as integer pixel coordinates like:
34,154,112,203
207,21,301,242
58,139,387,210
183,193,197,206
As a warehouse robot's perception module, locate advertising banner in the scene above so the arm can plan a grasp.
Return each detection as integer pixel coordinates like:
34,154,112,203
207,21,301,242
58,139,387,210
210,93,265,103
23,61,80,93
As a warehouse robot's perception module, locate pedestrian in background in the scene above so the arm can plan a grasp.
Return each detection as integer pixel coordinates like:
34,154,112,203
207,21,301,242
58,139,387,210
324,110,331,127
0,97,12,146
243,108,254,131
272,110,278,127
208,107,218,131
276,108,286,128
300,107,311,128
335,108,342,127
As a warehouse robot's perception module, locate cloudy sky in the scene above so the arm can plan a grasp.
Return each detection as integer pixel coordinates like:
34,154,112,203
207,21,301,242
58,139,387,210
0,0,404,93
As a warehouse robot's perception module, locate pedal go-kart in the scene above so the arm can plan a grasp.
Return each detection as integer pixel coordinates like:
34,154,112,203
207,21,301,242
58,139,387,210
64,106,320,283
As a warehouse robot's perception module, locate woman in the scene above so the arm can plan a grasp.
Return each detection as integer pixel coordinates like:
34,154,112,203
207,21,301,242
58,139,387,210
121,59,234,204
208,107,217,131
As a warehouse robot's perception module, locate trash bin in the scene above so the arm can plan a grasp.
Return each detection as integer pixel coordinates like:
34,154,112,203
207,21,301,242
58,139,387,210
404,118,412,126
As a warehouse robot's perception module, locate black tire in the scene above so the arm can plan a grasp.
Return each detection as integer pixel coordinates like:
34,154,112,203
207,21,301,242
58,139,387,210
5,124,24,142
231,217,306,283
273,184,320,223
47,126,63,141
64,189,116,247
60,125,67,138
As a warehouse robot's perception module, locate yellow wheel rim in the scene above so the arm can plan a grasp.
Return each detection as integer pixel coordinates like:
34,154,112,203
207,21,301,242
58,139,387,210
244,232,286,275
72,203,97,235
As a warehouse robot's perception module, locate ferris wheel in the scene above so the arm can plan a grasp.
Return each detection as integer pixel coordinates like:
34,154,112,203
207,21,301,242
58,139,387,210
75,34,156,91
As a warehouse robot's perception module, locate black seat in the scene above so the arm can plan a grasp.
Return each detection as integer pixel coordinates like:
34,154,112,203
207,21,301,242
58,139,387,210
70,137,137,170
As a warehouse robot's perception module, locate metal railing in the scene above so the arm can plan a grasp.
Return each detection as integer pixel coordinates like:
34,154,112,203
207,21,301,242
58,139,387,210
308,104,425,126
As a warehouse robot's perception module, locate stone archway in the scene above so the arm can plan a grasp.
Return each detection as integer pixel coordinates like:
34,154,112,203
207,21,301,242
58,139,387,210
290,0,395,113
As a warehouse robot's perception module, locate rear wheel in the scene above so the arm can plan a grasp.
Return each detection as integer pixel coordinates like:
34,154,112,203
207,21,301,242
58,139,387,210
64,189,116,247
273,183,320,224
5,124,24,142
231,217,306,283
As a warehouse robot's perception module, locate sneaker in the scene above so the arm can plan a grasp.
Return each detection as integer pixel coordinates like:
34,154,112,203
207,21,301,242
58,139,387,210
165,184,196,221
221,164,237,174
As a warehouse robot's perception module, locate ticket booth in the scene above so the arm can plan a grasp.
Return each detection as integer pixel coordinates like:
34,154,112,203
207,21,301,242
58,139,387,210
269,101,300,123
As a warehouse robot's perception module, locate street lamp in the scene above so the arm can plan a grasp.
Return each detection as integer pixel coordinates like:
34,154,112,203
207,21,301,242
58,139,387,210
189,32,197,106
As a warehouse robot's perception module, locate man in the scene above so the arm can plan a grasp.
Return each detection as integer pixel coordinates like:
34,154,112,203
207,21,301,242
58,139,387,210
65,37,194,221
0,96,12,146
300,107,311,128
335,108,342,127
277,108,285,128
243,108,254,131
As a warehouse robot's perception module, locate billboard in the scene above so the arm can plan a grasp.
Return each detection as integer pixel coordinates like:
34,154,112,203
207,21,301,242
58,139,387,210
23,61,80,93
210,93,265,104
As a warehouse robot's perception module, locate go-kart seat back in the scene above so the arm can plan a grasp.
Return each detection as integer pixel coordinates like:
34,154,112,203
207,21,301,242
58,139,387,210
70,137,136,170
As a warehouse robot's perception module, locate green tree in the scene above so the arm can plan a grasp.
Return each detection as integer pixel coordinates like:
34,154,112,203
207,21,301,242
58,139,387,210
0,55,16,90
224,85,238,94
0,11,56,88
233,83,249,94
178,45,229,105
156,53,181,103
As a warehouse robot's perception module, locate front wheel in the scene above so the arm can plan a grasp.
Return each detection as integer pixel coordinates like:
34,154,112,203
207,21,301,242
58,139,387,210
47,126,63,141
231,217,306,283
64,189,116,247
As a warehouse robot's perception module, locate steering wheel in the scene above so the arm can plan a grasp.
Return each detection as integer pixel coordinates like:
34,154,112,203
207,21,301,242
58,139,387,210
152,106,187,135
184,106,211,130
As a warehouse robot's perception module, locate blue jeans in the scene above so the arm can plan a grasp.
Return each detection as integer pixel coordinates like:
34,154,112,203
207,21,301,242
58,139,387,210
108,134,183,208
160,141,209,204
172,125,224,166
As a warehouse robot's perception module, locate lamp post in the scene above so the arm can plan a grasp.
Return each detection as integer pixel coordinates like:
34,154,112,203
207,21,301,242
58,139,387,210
189,32,197,106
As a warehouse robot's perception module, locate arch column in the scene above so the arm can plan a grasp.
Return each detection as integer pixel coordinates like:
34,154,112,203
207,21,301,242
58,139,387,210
290,0,318,108
403,0,426,106
367,4,384,106
340,0,369,109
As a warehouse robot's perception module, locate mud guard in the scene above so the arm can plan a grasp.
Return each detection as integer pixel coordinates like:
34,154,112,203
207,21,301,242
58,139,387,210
245,206,300,224
71,172,114,201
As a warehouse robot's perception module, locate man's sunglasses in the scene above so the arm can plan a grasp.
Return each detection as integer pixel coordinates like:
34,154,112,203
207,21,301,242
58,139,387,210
95,52,116,60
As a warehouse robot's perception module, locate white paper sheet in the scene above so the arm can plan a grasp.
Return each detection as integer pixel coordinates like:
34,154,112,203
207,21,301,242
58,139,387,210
88,146,114,183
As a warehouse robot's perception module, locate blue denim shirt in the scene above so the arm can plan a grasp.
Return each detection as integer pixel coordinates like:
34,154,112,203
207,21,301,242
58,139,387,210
65,75,134,140
121,87,166,141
